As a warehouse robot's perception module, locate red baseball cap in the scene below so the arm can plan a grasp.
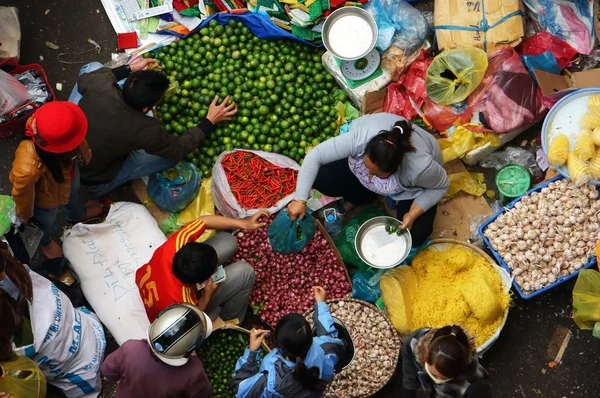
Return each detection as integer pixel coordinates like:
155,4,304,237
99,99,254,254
28,102,88,153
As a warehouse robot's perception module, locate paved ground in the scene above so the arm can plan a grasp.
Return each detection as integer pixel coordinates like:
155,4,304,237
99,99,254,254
1,1,599,397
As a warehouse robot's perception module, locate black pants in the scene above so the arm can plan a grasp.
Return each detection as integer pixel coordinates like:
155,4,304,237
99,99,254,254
314,159,437,247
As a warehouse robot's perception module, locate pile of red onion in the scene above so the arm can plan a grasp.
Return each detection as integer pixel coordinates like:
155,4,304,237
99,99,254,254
230,216,352,325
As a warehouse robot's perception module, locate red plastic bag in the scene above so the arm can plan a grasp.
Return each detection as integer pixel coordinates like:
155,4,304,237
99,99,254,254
518,32,578,70
383,51,430,120
468,47,546,133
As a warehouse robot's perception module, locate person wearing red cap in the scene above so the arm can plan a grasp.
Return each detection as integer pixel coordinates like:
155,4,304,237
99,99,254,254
67,58,235,200
9,102,106,259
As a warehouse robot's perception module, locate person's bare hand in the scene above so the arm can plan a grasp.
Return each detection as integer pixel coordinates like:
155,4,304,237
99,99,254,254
206,96,237,124
130,58,160,72
80,148,92,165
242,210,270,230
287,201,306,222
401,212,416,231
204,278,219,297
0,393,12,398
249,329,269,352
312,286,327,303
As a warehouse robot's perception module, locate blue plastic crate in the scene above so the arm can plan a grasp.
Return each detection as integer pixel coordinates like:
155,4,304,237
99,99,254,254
479,176,598,299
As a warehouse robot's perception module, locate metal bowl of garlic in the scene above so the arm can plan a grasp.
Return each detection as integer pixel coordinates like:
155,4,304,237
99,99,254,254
322,7,378,61
355,216,412,269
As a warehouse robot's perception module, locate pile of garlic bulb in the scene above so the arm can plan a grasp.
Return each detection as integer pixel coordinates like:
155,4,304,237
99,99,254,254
484,179,600,295
305,300,400,397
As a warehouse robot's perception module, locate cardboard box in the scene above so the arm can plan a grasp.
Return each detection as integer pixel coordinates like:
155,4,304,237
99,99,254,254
534,68,600,97
434,0,526,52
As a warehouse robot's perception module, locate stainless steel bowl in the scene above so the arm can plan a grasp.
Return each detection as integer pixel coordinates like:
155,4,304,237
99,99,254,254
322,7,378,61
355,216,412,269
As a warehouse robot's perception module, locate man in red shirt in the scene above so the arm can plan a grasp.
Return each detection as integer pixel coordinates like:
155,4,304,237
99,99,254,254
135,212,268,323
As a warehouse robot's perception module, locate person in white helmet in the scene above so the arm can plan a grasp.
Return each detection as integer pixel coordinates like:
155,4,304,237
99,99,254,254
100,303,214,398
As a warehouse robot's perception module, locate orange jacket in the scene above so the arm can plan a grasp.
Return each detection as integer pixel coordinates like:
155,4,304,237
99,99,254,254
9,139,90,221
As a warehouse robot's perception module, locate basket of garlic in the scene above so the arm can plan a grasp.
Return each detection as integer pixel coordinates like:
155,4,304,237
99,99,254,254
479,176,599,298
304,298,400,398
543,88,600,184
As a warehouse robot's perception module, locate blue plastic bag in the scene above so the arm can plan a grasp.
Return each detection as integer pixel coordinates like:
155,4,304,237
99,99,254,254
147,162,201,213
365,0,429,53
351,268,382,303
267,209,316,254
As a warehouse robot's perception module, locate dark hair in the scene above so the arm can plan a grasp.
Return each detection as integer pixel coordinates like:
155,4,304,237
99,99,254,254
426,325,471,379
276,314,327,393
365,120,415,174
122,70,169,112
172,242,218,284
27,137,75,183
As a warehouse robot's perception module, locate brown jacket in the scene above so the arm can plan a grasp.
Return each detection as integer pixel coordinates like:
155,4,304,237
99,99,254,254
9,140,90,221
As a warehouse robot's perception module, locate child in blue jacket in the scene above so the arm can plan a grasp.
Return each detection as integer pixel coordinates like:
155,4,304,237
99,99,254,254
231,286,343,397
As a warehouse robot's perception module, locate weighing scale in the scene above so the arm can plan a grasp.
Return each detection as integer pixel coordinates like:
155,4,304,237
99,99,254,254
495,164,531,204
334,49,383,88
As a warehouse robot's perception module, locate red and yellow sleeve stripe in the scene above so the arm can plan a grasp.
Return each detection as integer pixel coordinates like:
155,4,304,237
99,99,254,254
181,286,198,305
174,219,207,251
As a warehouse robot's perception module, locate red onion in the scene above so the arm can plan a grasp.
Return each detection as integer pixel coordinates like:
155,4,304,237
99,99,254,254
229,216,352,325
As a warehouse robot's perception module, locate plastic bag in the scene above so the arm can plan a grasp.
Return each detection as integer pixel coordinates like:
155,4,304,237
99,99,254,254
212,150,300,219
381,41,429,81
267,209,316,254
351,268,382,303
0,355,46,398
0,7,20,60
365,0,429,53
0,69,29,116
522,0,595,55
380,266,417,335
438,125,501,163
426,47,488,106
445,172,487,198
177,177,217,242
147,161,201,213
518,32,577,70
467,47,544,133
572,269,600,331
332,207,388,273
0,195,15,237
479,146,538,175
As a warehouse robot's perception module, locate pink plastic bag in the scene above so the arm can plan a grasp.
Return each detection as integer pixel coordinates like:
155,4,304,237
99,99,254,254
518,32,578,69
468,47,546,133
0,68,29,115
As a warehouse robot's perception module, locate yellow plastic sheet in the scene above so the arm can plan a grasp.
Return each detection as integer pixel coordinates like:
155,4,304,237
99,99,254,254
177,177,217,243
573,269,600,330
0,356,46,398
426,47,488,105
445,171,487,197
438,125,501,163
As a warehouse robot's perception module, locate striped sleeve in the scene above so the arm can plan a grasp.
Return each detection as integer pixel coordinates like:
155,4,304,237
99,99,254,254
181,285,198,305
173,219,207,251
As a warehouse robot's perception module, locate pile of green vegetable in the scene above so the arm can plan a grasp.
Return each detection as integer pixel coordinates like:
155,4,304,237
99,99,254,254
197,329,265,397
153,19,346,177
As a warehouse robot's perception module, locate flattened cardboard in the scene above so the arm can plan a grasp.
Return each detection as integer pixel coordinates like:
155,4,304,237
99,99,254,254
534,68,600,97
434,0,526,52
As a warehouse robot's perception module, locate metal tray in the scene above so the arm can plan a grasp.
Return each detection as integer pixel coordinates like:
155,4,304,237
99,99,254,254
322,7,378,61
355,216,412,269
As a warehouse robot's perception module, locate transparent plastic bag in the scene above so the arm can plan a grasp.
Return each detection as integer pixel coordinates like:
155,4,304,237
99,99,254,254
572,269,600,330
0,69,29,116
0,7,21,60
380,266,417,335
426,47,488,105
147,161,201,213
267,209,316,254
365,0,429,53
0,355,46,398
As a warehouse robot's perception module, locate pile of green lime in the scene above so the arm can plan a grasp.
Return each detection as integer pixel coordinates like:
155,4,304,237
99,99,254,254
197,329,265,397
153,19,346,177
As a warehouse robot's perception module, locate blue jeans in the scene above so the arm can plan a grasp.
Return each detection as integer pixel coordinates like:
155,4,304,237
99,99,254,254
68,62,175,197
33,166,86,246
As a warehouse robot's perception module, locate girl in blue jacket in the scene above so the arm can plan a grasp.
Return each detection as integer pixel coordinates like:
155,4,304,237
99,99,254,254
231,286,343,397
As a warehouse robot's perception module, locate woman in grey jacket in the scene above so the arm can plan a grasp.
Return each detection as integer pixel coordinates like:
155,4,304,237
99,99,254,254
287,113,449,246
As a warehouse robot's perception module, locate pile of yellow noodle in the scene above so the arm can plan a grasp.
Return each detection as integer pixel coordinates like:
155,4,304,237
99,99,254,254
395,245,509,347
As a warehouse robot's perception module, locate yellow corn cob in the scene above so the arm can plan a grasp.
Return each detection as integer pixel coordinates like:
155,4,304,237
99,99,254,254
580,112,600,130
568,151,592,185
547,134,569,167
589,94,600,113
574,129,595,161
590,147,600,179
